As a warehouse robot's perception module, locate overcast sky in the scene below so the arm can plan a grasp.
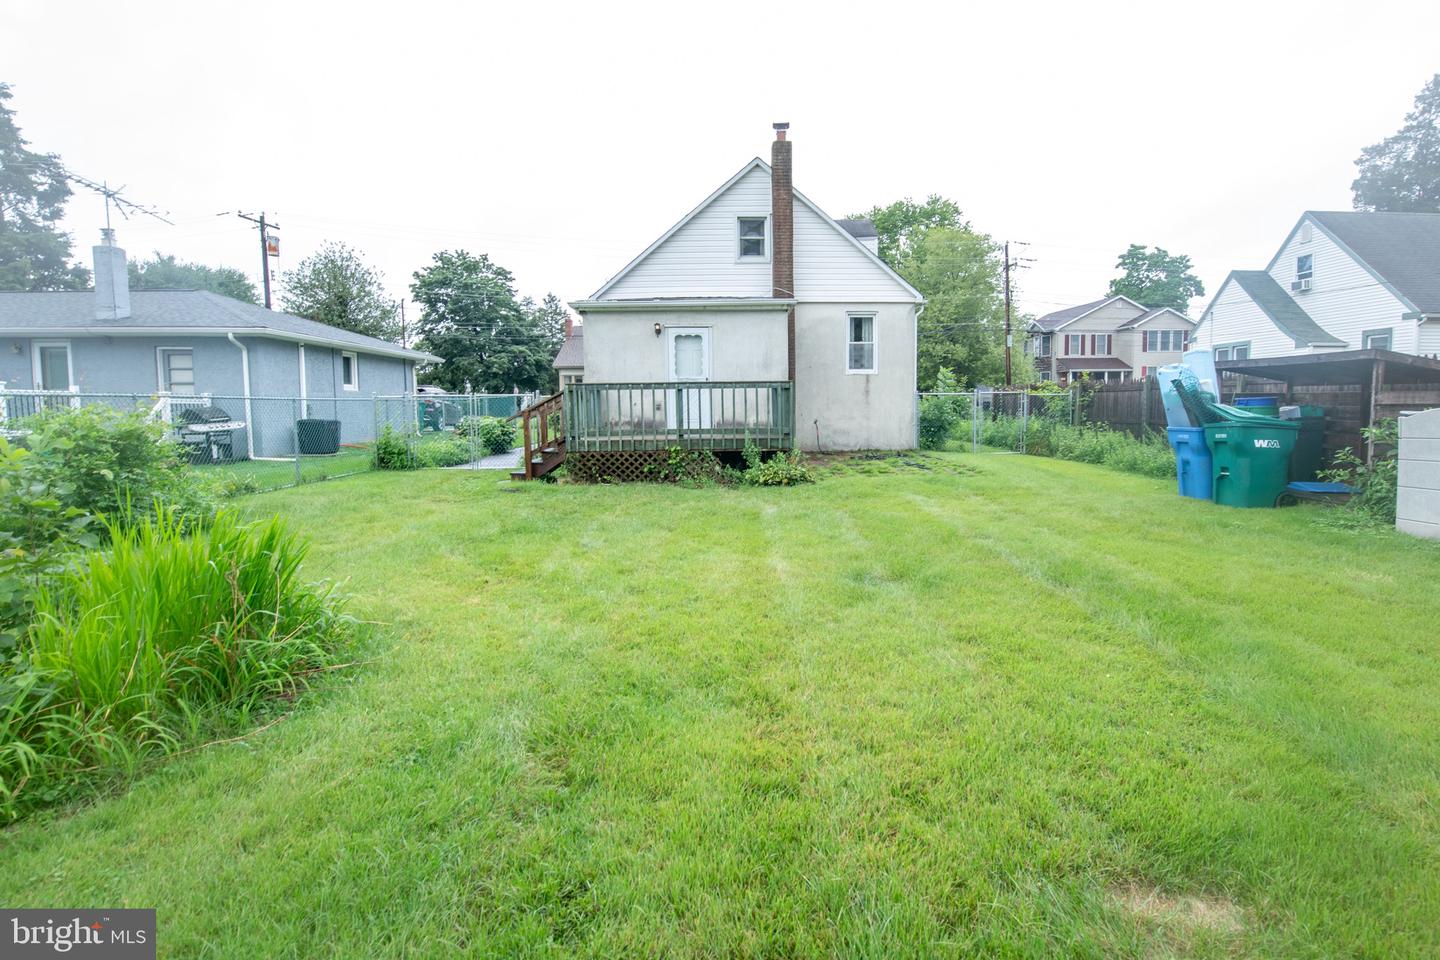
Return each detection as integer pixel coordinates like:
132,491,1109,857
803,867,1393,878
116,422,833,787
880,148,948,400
7,0,1439,321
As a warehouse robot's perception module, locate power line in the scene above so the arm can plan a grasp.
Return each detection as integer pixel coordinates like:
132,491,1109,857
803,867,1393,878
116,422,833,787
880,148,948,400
228,212,280,309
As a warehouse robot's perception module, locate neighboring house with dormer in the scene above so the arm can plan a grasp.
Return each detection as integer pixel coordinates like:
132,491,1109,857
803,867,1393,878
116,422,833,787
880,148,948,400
1193,211,1440,360
1026,295,1194,384
553,124,923,464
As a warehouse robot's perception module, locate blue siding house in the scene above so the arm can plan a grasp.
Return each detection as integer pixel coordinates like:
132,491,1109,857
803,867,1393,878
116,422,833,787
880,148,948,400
0,239,438,456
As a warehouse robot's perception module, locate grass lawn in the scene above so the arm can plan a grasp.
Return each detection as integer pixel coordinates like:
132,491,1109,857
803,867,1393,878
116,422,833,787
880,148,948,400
193,445,374,490
4,452,1440,957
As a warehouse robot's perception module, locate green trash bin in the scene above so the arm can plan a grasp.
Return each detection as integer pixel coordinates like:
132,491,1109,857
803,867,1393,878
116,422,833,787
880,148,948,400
1204,417,1300,508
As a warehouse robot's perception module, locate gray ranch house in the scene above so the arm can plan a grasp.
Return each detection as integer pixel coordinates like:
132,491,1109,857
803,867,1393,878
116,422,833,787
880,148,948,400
0,238,438,456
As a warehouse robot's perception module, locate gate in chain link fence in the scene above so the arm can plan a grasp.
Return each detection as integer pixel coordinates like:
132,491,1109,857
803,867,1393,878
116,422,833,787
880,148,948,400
916,388,1079,453
0,385,538,494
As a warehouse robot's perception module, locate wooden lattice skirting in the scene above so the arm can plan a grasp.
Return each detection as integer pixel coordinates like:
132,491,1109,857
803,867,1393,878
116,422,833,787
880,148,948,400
566,450,674,483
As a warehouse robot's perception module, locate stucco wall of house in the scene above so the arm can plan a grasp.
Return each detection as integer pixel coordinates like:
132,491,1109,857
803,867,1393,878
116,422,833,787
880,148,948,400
578,309,789,382
0,334,247,396
794,301,916,451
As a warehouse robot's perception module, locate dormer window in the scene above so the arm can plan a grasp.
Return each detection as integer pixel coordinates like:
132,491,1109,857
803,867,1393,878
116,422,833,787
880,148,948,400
737,217,768,259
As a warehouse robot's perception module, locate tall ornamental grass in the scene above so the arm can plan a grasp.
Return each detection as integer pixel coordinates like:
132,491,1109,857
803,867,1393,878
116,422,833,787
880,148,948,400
0,507,351,820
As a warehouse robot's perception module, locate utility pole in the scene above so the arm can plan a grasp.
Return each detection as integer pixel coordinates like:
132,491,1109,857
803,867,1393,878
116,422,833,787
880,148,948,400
235,212,280,309
1002,240,1013,385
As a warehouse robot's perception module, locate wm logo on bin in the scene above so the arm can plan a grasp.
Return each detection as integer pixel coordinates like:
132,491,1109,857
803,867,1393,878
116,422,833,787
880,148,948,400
1253,439,1281,448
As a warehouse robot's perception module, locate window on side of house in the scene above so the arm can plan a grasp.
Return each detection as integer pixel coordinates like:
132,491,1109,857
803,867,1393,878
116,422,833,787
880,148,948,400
737,217,767,259
1039,334,1051,357
1065,333,1085,355
847,314,875,373
341,351,359,390
1094,334,1111,355
1217,342,1252,361
1362,329,1393,350
33,340,72,391
158,347,196,395
1296,253,1314,282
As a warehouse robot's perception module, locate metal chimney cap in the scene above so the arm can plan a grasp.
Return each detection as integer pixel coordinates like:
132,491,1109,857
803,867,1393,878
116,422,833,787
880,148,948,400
772,122,790,131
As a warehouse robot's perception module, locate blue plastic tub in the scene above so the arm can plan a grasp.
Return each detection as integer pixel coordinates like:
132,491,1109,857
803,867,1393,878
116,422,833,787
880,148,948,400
1234,396,1280,418
1167,426,1213,500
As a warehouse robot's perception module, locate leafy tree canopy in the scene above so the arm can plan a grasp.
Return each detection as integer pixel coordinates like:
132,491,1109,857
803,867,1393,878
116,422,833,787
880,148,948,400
129,252,258,303
1352,73,1440,212
1106,244,1204,314
410,250,566,393
0,83,88,291
854,195,966,265
280,241,399,340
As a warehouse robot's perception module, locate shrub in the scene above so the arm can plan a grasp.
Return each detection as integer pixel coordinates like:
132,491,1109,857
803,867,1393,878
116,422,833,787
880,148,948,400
416,436,473,468
372,426,413,470
477,417,518,456
1,507,350,820
742,441,814,486
643,447,730,486
454,416,484,439
918,368,965,450
19,405,212,528
1320,419,1399,524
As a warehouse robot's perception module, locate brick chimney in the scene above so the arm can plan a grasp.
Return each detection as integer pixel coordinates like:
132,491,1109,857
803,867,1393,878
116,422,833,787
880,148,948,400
93,228,131,321
771,122,795,381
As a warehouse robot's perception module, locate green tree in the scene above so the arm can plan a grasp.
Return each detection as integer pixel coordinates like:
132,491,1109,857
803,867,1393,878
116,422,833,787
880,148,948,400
854,195,966,265
898,226,1011,389
280,241,399,340
1106,244,1204,313
409,251,559,393
0,83,88,291
519,292,570,392
1352,73,1440,212
129,252,258,303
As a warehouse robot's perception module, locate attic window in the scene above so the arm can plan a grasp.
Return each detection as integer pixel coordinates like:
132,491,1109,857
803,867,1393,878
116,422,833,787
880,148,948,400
1296,254,1314,282
737,217,767,259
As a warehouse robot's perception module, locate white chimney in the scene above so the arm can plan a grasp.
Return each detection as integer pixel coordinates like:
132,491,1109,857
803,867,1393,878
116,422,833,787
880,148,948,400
93,229,131,321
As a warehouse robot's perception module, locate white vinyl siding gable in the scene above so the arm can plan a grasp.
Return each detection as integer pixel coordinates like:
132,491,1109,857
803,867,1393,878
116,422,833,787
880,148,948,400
1267,217,1414,353
603,165,776,299
1193,277,1305,359
599,162,915,303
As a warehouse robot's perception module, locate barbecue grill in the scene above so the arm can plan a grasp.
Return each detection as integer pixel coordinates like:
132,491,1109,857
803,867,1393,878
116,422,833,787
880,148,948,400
175,403,246,463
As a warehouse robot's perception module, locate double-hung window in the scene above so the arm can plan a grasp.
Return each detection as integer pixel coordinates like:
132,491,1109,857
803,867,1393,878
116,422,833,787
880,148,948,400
737,217,768,260
157,347,195,395
1092,334,1112,355
1065,333,1085,355
1295,254,1314,289
1362,329,1393,350
847,314,876,373
341,351,359,390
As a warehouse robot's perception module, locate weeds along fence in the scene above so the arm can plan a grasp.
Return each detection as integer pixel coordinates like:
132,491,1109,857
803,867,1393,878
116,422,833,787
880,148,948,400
0,385,536,494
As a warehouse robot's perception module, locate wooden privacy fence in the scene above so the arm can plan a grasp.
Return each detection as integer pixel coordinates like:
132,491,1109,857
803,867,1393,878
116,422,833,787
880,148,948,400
1080,379,1165,437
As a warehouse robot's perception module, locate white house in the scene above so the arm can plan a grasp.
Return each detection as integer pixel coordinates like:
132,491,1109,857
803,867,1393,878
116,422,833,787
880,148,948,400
1193,211,1440,360
562,124,924,456
1026,295,1195,383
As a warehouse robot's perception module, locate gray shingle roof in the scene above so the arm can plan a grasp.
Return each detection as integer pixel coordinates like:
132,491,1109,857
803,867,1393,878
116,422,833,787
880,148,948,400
1227,271,1346,347
1306,211,1440,314
552,328,583,369
835,218,878,239
1031,297,1111,332
0,289,439,362
1118,306,1190,329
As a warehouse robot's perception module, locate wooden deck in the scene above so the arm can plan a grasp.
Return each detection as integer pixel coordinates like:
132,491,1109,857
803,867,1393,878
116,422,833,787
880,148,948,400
508,381,794,479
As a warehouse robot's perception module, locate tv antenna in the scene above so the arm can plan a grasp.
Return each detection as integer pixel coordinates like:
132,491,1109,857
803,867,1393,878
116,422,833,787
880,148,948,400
63,171,174,233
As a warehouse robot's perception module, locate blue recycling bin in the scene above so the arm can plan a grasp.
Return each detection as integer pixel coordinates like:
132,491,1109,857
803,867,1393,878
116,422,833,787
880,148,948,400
1167,426,1213,500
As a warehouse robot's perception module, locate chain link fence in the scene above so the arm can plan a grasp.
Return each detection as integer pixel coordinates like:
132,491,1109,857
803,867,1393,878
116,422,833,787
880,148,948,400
917,388,1082,453
0,386,537,494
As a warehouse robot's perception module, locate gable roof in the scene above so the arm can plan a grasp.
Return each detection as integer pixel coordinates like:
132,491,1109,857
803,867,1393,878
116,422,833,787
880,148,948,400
1222,270,1345,347
835,218,878,239
587,158,921,303
0,289,440,362
1031,294,1147,332
1118,306,1194,329
1299,211,1440,315
552,327,583,369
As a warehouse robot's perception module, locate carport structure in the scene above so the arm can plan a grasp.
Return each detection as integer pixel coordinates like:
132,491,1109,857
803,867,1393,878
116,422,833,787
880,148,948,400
1217,348,1440,464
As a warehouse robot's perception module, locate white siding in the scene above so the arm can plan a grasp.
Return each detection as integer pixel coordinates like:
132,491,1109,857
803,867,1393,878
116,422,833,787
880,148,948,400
600,163,912,303
1120,309,1195,373
1268,217,1414,352
1193,277,1299,358
794,201,912,302
1419,321,1440,359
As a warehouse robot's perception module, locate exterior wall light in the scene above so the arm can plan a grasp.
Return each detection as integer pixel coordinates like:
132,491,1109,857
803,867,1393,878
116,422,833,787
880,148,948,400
653,322,663,337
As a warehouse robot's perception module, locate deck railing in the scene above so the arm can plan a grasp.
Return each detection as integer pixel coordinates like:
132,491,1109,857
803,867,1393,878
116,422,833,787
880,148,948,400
564,381,793,452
